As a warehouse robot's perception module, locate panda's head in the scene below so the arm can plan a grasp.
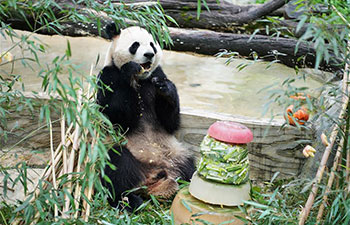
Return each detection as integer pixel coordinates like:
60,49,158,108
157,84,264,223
104,23,163,79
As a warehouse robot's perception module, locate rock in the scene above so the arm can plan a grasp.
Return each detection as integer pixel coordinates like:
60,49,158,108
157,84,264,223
0,147,50,167
0,168,43,203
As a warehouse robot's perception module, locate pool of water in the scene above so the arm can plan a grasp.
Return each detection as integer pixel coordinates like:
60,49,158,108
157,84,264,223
1,30,325,118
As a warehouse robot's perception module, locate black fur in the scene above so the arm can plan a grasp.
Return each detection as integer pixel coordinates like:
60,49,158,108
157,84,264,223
97,63,181,134
105,23,121,39
150,42,157,54
103,146,145,211
97,61,194,211
129,42,140,55
144,52,154,60
178,155,196,182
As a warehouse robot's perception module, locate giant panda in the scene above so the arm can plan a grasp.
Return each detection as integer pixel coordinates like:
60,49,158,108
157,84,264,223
96,23,195,211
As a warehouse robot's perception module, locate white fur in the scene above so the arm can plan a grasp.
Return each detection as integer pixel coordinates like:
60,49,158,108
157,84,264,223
104,26,163,79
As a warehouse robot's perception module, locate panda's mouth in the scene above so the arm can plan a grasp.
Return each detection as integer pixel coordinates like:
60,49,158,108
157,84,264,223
140,62,152,71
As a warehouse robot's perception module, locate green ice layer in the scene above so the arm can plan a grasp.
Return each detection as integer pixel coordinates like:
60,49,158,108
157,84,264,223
197,135,250,184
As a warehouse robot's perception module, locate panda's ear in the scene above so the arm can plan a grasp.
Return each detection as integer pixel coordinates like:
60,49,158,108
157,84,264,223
105,23,121,40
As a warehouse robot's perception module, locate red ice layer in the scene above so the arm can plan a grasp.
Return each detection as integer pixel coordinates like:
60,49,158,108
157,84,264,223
208,121,253,144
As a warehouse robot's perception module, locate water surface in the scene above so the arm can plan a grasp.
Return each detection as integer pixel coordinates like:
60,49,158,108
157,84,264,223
0,30,324,118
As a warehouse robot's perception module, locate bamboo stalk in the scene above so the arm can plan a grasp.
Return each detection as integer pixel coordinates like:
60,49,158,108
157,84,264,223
29,211,41,225
65,123,80,212
64,88,83,216
49,119,58,219
82,131,98,221
63,129,78,216
299,127,340,225
347,147,350,184
28,159,65,224
73,134,87,218
38,133,74,191
62,114,68,176
26,125,73,210
81,65,97,221
299,47,350,225
30,123,74,195
346,102,350,192
83,184,94,222
332,5,350,193
73,183,82,218
347,159,350,192
316,138,344,222
61,114,69,218
335,164,341,190
18,66,98,223
72,124,92,218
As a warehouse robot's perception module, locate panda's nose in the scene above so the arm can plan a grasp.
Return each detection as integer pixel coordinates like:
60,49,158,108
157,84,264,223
144,52,154,60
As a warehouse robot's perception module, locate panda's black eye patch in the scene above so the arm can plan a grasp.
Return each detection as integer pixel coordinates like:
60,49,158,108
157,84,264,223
150,42,157,54
129,42,140,55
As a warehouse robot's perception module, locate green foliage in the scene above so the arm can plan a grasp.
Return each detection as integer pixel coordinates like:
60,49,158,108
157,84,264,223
297,3,349,70
0,0,176,223
236,175,350,225
217,1,350,224
196,0,220,20
0,202,14,225
0,193,175,224
242,1,350,224
255,0,268,4
1,0,350,224
0,0,174,46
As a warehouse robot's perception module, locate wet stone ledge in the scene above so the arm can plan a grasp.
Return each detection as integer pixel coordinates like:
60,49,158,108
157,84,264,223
1,93,313,182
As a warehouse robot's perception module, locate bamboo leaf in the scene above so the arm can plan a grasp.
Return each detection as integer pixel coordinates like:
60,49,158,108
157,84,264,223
248,29,260,43
296,15,308,33
197,0,201,20
243,200,269,209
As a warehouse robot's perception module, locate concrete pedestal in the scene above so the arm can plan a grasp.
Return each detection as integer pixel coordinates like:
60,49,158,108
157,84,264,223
170,187,251,225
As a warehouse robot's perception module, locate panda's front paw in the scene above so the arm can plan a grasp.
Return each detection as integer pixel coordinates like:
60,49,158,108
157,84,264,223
121,61,142,81
152,77,172,97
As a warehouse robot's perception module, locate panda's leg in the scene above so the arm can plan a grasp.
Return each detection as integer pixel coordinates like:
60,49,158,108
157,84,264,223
103,145,145,211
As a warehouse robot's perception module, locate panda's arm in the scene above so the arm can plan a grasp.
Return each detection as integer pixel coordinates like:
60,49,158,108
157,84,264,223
151,67,180,134
97,66,140,131
96,66,115,108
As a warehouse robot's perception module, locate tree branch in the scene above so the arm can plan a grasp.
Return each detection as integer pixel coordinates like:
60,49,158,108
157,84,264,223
234,0,289,25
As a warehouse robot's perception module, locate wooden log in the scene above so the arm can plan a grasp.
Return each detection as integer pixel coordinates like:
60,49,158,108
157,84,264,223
121,0,290,30
112,0,333,38
168,28,341,72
